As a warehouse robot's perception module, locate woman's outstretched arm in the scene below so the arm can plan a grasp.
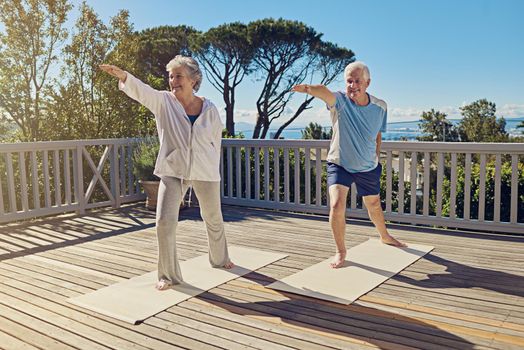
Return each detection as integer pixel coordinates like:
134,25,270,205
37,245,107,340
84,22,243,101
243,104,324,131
100,64,164,115
99,64,127,82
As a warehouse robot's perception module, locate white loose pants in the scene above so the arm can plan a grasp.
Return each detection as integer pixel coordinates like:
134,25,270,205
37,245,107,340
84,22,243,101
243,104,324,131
155,176,230,284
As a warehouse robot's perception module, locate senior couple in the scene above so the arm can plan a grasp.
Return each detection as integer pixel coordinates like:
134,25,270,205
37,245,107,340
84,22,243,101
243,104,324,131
100,56,405,291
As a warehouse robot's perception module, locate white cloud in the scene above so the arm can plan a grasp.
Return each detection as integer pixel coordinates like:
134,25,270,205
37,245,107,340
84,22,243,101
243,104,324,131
388,103,524,123
222,106,332,129
219,108,258,123
388,106,461,122
498,104,524,118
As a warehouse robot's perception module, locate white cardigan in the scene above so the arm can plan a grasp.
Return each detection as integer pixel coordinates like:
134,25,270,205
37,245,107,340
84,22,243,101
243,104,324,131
120,73,223,182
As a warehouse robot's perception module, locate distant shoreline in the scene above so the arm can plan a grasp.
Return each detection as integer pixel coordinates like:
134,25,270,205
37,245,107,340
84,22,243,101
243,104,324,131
237,116,524,134
236,116,524,140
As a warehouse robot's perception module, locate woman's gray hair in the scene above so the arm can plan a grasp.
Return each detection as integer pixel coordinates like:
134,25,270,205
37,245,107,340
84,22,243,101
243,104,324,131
344,61,370,81
166,55,203,92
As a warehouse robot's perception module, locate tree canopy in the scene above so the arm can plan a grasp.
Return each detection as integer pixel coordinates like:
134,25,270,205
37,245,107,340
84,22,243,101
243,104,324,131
0,0,71,141
273,41,354,139
1,4,517,144
248,18,321,139
191,22,254,136
417,109,459,142
458,99,508,142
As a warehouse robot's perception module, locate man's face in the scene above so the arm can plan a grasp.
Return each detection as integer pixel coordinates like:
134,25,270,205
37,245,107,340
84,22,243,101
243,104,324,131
345,68,370,102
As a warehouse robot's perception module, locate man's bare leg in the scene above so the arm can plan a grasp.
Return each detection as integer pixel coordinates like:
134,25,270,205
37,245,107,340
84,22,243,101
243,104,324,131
329,185,350,268
363,195,406,247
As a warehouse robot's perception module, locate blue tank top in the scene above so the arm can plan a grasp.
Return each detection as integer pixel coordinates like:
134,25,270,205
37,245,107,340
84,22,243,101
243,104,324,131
187,114,199,125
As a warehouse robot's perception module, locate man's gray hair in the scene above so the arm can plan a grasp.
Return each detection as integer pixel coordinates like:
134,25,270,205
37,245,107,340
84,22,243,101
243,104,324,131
344,61,370,81
166,55,203,92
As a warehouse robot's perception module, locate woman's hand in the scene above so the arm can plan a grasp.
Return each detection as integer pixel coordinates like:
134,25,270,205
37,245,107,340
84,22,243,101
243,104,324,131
99,64,127,82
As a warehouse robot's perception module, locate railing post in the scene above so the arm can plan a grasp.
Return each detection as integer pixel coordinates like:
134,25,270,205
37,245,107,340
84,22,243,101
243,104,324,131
110,142,121,208
74,145,85,214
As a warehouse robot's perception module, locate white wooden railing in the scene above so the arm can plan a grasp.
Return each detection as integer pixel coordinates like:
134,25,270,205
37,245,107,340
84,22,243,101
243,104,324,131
220,139,524,234
0,139,144,223
1,138,523,234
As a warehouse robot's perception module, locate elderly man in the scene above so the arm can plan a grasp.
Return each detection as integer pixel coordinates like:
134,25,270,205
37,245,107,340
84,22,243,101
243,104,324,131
292,61,406,268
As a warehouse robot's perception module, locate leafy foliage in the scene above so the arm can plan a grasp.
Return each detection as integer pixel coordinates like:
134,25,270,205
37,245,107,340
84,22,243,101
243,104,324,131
191,22,254,136
248,18,321,139
301,122,332,140
458,99,508,142
0,0,72,141
132,138,160,181
417,109,459,142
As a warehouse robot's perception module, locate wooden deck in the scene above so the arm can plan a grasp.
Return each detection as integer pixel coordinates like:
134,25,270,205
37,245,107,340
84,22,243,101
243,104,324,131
0,203,523,350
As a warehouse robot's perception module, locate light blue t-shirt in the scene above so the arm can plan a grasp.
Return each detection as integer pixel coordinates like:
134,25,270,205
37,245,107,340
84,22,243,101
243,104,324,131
327,91,387,173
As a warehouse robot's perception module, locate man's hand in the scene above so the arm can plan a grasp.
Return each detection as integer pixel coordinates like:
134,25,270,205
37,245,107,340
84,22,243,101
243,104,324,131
99,64,127,82
291,84,311,94
292,84,336,107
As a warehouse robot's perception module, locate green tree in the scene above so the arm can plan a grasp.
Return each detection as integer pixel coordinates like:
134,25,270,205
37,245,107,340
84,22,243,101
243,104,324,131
191,22,254,137
44,3,146,140
0,0,72,141
458,99,508,142
248,18,321,139
301,122,331,140
517,120,524,134
273,41,354,139
417,109,459,142
136,25,196,89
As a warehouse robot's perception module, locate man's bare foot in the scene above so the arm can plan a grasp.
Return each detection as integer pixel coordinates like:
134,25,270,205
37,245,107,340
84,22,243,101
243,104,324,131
223,261,235,269
330,250,347,268
155,279,171,291
380,234,407,247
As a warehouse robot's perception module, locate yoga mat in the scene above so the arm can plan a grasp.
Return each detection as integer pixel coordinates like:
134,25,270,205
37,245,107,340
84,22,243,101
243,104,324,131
268,238,433,304
69,246,287,324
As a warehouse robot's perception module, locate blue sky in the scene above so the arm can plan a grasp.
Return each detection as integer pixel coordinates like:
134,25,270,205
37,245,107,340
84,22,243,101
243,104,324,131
69,0,523,126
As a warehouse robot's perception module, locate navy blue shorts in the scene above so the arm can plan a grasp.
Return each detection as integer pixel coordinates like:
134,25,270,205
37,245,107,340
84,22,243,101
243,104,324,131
327,162,382,196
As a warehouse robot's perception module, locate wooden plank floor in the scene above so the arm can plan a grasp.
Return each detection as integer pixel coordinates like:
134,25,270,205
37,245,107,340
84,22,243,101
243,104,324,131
0,203,523,350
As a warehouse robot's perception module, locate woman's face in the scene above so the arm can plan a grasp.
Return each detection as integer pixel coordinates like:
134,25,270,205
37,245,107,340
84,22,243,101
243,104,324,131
169,66,195,96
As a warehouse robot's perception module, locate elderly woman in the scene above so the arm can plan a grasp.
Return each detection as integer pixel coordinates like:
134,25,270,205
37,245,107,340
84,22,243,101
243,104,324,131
100,55,234,291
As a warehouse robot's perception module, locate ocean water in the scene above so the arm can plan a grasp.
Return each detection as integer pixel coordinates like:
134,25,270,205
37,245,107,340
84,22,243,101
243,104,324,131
269,118,524,140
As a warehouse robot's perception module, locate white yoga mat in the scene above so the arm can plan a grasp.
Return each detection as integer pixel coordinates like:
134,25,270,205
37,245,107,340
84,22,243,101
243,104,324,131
268,238,433,304
69,246,287,324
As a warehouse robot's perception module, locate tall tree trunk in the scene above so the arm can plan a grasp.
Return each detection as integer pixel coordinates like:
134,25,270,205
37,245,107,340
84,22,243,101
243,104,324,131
222,85,234,136
225,103,235,136
252,109,265,138
260,122,269,139
224,86,235,136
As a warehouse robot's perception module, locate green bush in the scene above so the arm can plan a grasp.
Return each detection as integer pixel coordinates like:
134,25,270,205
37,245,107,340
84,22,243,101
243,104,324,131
132,139,160,181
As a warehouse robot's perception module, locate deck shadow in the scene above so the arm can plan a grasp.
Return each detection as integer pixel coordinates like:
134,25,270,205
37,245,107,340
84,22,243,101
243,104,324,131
193,271,478,350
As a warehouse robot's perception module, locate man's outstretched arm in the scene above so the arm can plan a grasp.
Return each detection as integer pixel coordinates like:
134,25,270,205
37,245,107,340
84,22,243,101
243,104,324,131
291,84,336,107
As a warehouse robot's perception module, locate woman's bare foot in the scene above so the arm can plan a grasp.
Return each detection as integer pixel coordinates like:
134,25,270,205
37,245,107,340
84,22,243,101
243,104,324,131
155,279,171,291
380,234,407,247
330,250,347,268
223,261,235,269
